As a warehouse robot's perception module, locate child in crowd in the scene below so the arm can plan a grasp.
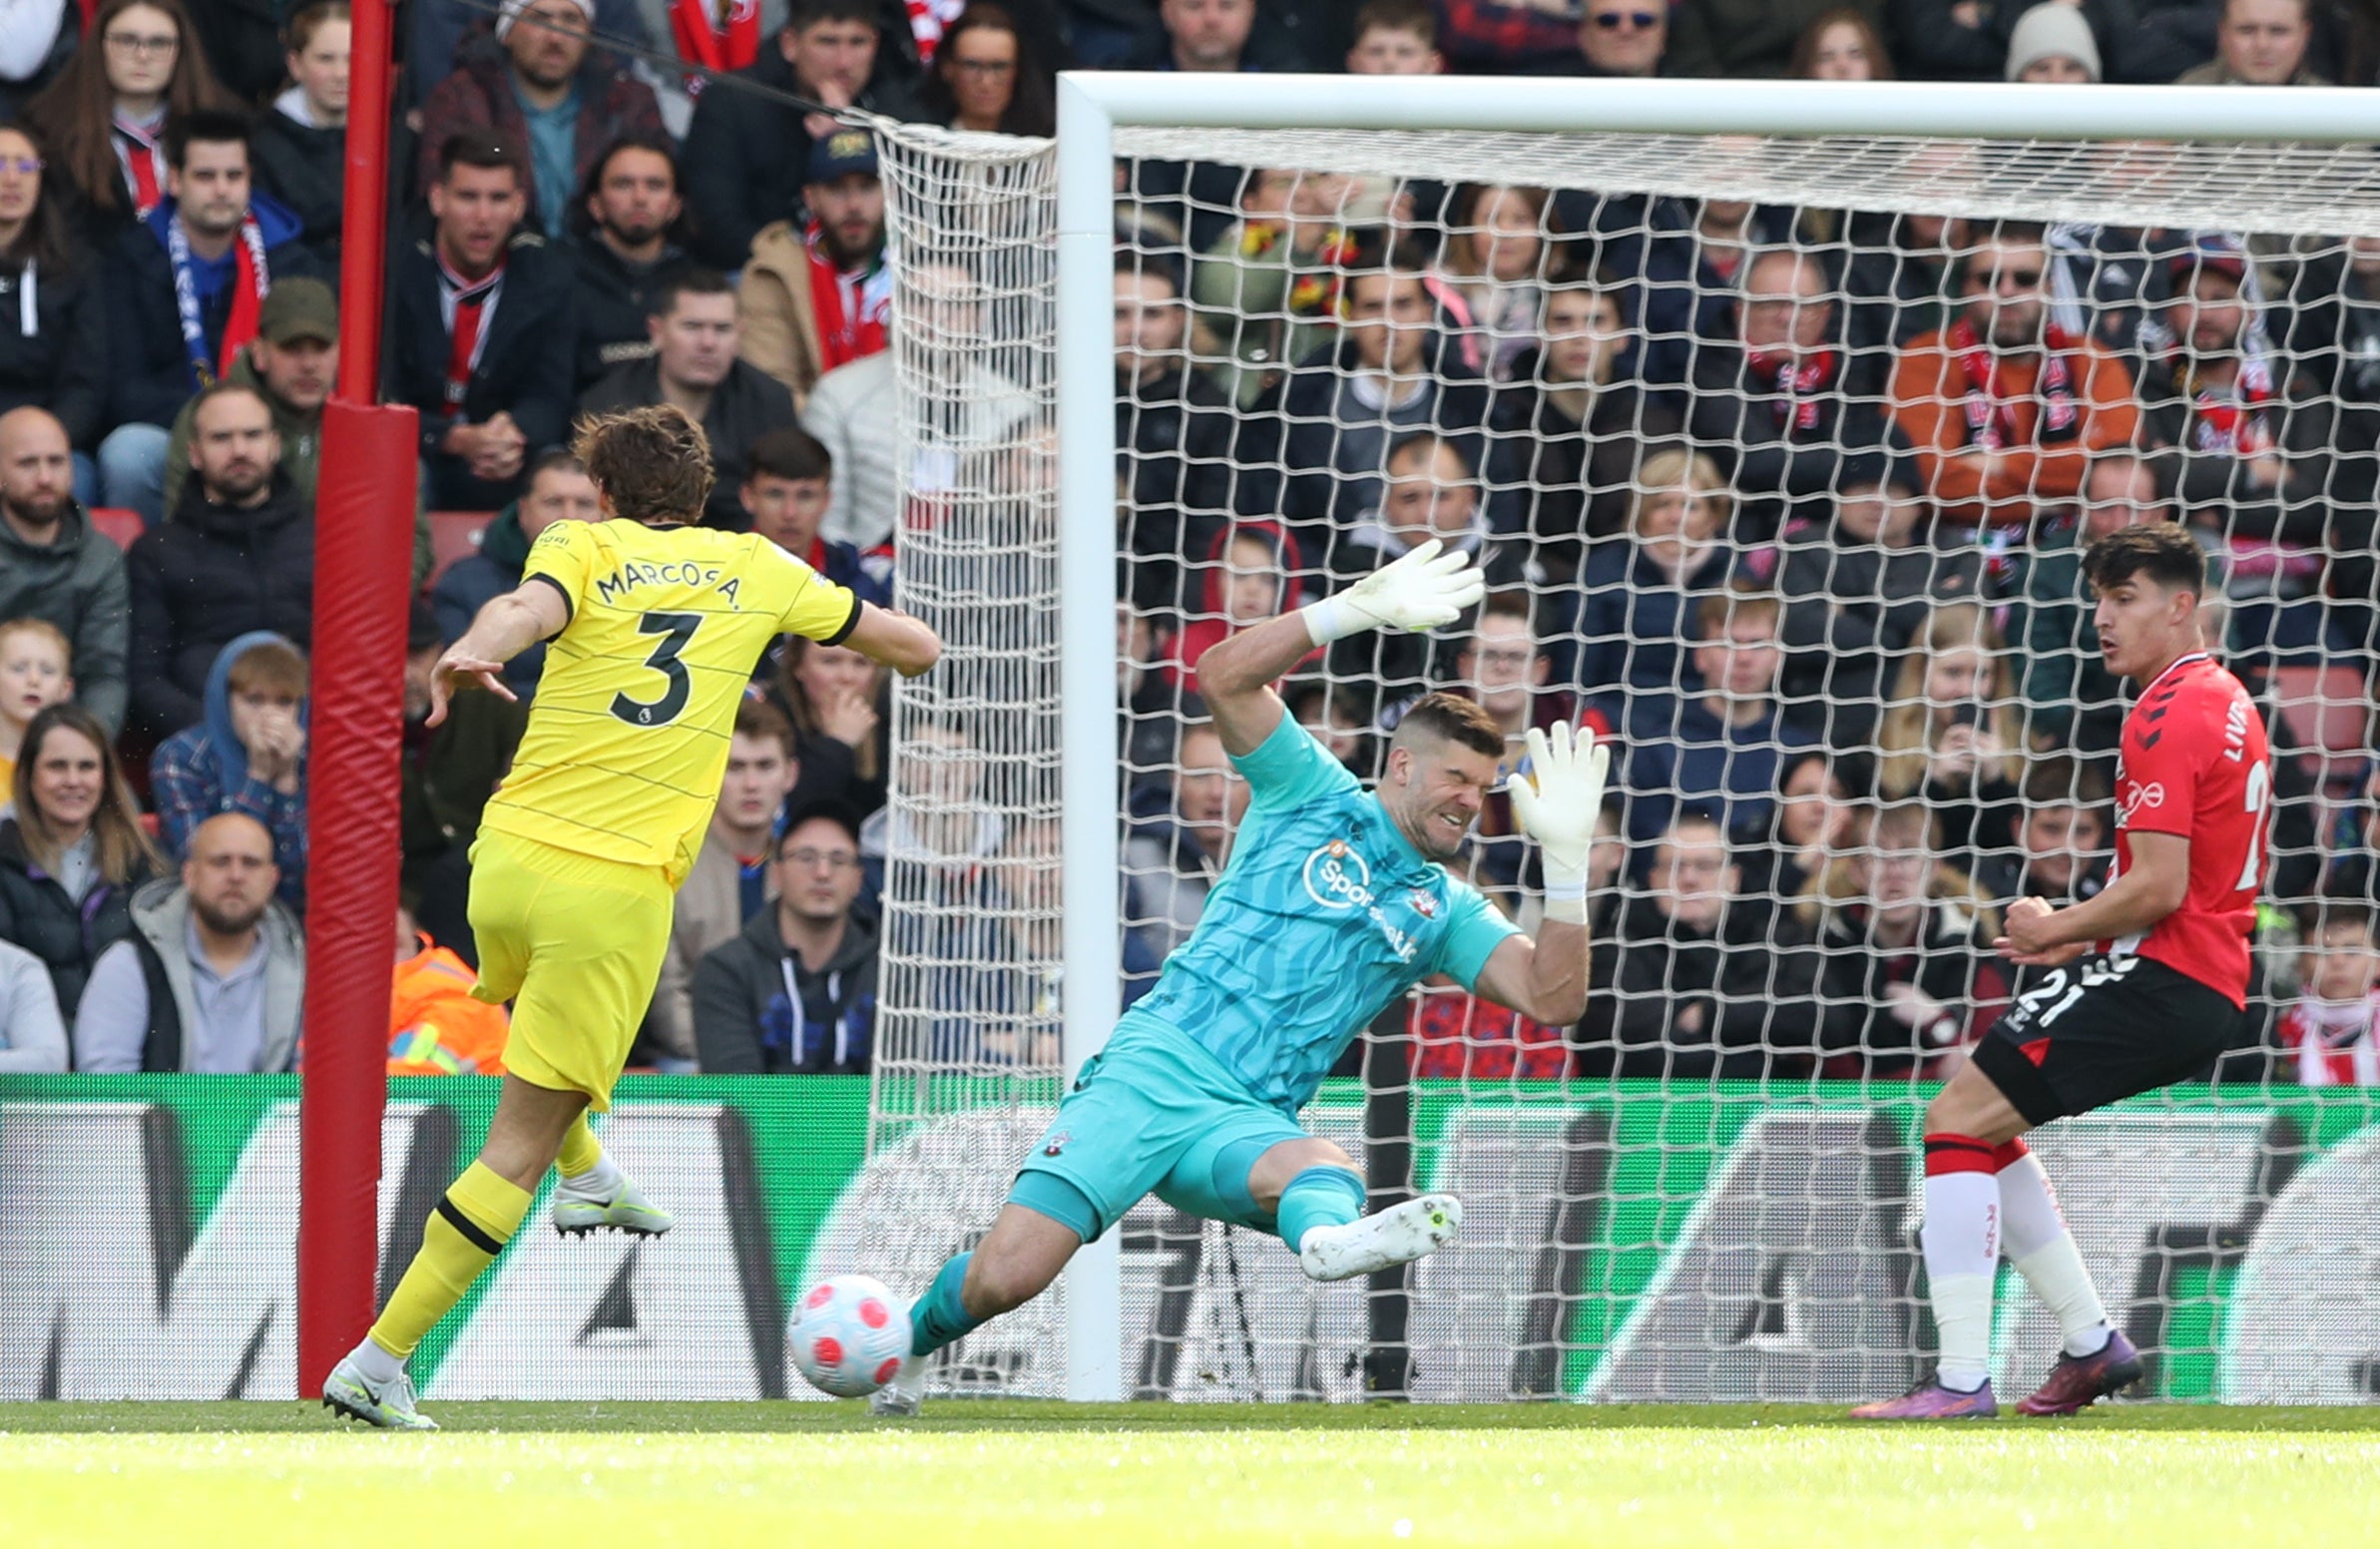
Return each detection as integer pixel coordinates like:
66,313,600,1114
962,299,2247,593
2278,907,2380,1087
0,620,75,802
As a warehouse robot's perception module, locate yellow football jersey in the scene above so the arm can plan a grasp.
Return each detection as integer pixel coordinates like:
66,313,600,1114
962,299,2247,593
479,518,861,883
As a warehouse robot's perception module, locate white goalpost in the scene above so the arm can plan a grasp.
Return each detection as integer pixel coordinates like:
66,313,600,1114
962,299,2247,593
838,77,2380,1407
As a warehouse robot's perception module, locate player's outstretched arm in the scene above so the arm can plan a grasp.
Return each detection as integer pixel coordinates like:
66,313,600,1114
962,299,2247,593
426,580,572,727
1198,537,1484,757
843,603,941,678
1474,722,1609,1027
1996,830,2190,967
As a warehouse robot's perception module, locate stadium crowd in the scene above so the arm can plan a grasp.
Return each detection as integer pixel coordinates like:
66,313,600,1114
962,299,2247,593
0,0,2375,1091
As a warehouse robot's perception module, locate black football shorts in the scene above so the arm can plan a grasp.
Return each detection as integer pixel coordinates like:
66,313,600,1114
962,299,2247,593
1971,953,2245,1126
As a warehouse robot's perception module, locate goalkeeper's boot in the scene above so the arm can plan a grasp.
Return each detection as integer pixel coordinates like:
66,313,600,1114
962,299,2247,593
869,1353,926,1418
1849,1376,1999,1421
553,1168,674,1239
1298,1195,1463,1284
322,1353,439,1432
2016,1330,2142,1417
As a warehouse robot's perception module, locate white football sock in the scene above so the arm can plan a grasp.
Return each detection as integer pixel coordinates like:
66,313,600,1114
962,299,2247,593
1997,1152,2112,1358
350,1335,403,1384
563,1152,626,1196
1922,1169,2001,1391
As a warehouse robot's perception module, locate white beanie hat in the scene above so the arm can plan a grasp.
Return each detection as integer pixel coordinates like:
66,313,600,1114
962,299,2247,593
2005,3,2104,82
497,0,596,43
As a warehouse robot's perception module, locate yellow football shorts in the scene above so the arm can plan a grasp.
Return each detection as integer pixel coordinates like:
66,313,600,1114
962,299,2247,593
466,829,676,1109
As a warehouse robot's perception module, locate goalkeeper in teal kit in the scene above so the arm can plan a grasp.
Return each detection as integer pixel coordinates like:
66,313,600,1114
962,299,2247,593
868,541,1609,1414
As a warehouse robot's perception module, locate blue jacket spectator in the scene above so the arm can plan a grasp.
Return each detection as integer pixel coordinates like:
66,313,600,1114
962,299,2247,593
1571,446,1736,717
101,116,324,433
149,631,308,911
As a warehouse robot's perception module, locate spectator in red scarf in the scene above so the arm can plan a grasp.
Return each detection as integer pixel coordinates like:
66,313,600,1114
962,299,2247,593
738,129,889,407
22,0,236,240
384,134,578,510
98,110,323,526
916,3,1055,135
1690,244,1884,541
2137,242,2337,607
1889,219,2141,535
2278,906,2380,1087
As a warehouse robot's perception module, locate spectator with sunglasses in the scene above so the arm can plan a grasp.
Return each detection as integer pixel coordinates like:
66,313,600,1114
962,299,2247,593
1888,219,2141,537
1523,0,1672,77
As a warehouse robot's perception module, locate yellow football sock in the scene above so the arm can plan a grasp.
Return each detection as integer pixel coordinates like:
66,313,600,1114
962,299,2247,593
366,1162,532,1360
556,1114,601,1179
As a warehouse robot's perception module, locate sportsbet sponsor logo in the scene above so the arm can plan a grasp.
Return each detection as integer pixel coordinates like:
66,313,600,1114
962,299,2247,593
1301,839,1420,962
1302,838,1373,909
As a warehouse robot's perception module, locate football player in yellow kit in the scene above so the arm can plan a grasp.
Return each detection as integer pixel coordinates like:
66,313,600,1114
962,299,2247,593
327,405,938,1428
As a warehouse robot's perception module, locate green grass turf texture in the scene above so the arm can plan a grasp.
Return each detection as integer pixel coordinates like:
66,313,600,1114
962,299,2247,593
5,1402,2377,1549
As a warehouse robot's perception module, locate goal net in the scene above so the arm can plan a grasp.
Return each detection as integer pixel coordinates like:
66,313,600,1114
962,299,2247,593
836,87,2380,1405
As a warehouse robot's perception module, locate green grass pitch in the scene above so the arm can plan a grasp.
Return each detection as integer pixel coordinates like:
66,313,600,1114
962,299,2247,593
6,1401,2378,1549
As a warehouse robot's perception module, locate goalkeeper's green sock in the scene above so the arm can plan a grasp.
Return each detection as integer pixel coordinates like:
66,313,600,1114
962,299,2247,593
908,1253,983,1357
365,1162,532,1362
1275,1166,1366,1255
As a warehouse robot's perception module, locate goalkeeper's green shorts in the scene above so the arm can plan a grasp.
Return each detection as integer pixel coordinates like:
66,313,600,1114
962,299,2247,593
1011,1012,1309,1243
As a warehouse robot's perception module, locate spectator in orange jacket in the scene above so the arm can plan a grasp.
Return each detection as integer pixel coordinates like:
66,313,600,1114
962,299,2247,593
1889,219,2140,534
388,901,509,1076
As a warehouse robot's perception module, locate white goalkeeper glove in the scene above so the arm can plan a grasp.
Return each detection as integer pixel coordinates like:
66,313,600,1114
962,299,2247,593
1506,721,1611,925
1300,538,1486,648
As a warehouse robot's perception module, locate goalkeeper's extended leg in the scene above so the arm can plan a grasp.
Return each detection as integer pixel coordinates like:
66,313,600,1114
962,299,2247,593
327,1075,582,1430
870,1195,1086,1417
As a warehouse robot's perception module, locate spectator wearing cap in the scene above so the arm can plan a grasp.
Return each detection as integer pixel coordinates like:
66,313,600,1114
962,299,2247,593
399,595,528,934
568,133,695,391
97,109,326,526
2175,0,2327,85
680,0,922,272
1758,433,1984,749
738,128,892,408
1892,0,2119,82
693,798,879,1074
2005,2,2103,81
414,0,670,239
577,268,797,529
164,278,435,584
385,134,579,511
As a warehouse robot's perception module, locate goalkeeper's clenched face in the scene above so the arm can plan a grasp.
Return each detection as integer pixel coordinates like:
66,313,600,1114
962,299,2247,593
1379,728,1499,862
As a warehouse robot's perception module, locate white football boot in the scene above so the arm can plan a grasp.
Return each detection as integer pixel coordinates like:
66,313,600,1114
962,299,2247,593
552,1168,675,1239
868,1352,927,1418
1297,1195,1464,1284
322,1353,439,1431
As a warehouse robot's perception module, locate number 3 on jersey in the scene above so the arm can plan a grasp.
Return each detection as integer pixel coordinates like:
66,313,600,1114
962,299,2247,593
610,611,703,727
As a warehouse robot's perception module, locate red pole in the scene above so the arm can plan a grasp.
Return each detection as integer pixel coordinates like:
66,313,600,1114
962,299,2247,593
299,0,411,1398
336,0,391,401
